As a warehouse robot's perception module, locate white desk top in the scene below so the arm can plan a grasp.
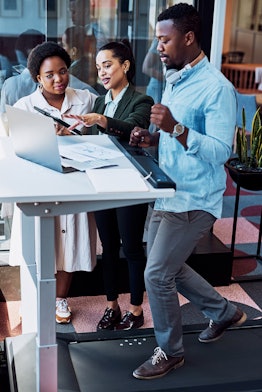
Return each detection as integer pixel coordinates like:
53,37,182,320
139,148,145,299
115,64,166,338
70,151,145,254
0,135,175,204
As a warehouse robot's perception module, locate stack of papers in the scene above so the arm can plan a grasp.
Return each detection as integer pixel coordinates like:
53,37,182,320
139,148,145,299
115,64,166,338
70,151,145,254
59,141,122,170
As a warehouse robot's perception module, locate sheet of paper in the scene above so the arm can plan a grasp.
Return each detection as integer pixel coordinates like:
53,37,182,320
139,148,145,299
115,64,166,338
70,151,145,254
59,141,122,162
61,157,118,171
86,168,149,192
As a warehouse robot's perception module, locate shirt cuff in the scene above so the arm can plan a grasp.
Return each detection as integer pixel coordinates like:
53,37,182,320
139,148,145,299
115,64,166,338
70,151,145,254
185,129,200,155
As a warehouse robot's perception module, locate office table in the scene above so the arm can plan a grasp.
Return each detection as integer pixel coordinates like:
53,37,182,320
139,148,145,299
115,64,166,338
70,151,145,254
0,135,175,392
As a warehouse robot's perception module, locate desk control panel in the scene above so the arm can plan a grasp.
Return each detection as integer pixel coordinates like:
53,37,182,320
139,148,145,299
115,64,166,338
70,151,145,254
110,137,176,189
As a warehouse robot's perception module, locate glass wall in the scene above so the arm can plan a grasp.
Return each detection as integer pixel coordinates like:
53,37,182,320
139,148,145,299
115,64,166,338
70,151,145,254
0,0,195,250
0,0,195,98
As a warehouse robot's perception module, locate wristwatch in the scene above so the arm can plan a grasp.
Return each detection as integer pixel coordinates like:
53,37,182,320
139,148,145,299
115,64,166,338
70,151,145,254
170,123,185,137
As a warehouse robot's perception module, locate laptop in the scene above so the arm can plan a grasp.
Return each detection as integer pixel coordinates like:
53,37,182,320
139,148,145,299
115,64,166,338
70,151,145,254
6,105,77,173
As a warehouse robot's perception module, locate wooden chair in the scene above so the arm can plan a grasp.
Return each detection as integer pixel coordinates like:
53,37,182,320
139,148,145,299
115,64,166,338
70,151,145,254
221,64,258,94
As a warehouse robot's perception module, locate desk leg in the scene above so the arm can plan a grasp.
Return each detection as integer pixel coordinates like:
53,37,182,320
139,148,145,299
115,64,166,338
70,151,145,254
20,213,37,334
35,216,57,392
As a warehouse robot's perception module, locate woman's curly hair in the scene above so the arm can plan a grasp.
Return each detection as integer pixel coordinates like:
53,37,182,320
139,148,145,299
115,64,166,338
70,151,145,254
27,41,71,82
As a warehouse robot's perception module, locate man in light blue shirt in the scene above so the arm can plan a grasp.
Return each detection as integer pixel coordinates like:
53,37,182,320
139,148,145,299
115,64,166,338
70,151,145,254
155,55,235,219
130,3,246,381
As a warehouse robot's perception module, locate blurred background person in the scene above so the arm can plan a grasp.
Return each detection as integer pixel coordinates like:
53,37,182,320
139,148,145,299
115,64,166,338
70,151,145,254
0,37,12,89
14,29,46,67
68,0,108,93
62,25,102,92
68,0,108,51
142,37,165,105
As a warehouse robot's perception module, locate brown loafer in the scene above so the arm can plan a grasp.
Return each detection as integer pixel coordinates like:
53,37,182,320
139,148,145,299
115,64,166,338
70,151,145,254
115,310,144,330
133,346,184,380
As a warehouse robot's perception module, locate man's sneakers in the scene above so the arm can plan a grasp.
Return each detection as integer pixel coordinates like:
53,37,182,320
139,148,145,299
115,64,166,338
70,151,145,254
56,298,71,324
198,307,247,343
133,347,184,380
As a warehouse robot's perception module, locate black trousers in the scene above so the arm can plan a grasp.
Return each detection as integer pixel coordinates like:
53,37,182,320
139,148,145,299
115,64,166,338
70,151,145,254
95,203,148,306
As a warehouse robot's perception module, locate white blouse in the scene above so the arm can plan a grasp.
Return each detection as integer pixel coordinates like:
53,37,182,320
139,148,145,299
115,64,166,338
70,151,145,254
9,87,98,272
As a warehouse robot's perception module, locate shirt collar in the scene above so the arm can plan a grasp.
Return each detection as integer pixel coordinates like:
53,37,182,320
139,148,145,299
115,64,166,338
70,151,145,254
105,84,129,105
37,87,84,114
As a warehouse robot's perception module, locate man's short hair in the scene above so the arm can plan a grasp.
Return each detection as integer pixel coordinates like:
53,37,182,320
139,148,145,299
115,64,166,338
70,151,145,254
158,3,201,45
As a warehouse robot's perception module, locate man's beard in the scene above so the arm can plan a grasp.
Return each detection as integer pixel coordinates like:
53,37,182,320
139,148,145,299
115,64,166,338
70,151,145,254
166,64,180,71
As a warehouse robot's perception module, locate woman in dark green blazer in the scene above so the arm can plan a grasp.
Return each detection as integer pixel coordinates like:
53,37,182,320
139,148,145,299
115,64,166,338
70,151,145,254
89,83,153,140
66,39,154,331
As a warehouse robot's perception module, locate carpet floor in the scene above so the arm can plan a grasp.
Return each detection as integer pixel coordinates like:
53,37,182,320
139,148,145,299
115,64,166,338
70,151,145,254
1,280,262,340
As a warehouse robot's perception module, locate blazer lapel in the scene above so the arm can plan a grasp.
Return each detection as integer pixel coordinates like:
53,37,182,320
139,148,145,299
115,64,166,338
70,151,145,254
95,98,106,114
113,86,135,119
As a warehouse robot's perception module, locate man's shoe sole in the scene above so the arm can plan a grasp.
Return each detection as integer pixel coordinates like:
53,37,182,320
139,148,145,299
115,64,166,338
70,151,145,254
132,358,184,380
198,312,247,343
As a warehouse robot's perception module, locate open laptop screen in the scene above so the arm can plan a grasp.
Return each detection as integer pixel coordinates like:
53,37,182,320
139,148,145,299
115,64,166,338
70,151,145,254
6,105,69,173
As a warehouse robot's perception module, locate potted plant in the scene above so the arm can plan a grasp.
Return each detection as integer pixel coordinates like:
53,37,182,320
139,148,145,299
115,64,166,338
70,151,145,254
225,107,262,191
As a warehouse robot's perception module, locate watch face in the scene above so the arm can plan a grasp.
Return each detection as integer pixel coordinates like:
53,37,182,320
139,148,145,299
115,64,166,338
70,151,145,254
172,123,184,137
176,124,183,134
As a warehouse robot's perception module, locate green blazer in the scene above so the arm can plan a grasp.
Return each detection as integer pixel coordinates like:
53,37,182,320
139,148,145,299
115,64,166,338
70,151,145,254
91,85,154,140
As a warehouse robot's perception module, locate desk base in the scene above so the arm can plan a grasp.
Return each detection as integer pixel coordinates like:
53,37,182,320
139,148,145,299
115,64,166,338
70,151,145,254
5,326,262,392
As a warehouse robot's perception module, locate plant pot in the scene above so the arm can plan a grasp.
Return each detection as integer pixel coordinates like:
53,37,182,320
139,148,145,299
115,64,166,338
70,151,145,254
225,158,262,191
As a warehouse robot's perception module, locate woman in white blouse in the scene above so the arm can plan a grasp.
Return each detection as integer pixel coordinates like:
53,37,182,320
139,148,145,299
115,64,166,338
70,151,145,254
10,41,98,324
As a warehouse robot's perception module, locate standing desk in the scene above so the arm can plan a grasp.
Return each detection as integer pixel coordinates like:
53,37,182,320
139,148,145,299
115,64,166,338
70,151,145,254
0,135,175,392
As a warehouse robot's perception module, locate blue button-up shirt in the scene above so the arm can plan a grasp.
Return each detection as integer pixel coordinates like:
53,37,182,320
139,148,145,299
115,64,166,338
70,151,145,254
155,56,237,219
